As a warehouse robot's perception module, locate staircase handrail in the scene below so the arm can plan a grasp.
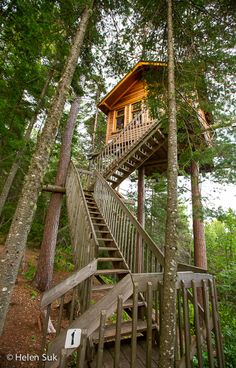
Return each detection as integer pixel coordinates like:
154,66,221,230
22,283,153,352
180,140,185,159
94,170,164,270
45,274,134,368
66,162,99,269
41,260,97,309
91,109,156,174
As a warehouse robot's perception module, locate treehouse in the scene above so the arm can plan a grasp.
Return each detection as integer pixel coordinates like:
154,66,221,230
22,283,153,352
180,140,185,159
40,62,224,368
97,60,212,178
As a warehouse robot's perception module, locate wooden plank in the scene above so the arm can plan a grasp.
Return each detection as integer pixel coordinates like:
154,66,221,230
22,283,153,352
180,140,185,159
132,272,213,292
131,283,138,368
114,295,123,368
182,281,191,368
41,260,97,308
45,274,133,368
92,320,156,342
146,282,153,368
76,330,87,368
192,280,203,367
202,280,214,368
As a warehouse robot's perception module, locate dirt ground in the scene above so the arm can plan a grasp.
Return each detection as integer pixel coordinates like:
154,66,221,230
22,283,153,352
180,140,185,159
0,246,71,368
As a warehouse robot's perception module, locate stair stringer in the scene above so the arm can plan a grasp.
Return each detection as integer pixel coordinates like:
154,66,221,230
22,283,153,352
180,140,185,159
45,273,133,368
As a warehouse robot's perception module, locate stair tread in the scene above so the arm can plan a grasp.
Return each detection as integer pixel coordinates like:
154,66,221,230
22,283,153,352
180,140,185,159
92,284,114,291
123,299,146,308
91,216,104,220
92,320,157,342
97,257,123,262
96,230,110,233
97,238,113,242
99,247,118,251
95,269,129,275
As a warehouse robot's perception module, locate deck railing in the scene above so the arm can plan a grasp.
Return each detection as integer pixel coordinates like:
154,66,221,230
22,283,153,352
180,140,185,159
91,109,156,175
65,163,98,313
44,272,224,368
66,162,98,269
93,170,164,272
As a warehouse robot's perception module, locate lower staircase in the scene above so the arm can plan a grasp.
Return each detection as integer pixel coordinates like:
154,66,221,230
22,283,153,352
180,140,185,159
39,163,225,368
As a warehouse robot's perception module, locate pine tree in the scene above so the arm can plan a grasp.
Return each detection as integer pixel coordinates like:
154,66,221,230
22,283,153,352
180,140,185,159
0,3,93,335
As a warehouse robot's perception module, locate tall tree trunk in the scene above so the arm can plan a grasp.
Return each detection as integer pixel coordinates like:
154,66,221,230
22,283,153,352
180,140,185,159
136,166,145,272
34,94,82,291
0,68,54,217
0,4,92,335
92,90,100,151
159,1,178,367
190,160,207,269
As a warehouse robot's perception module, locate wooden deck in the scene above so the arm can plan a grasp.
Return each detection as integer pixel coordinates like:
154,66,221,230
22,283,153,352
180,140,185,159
89,337,159,368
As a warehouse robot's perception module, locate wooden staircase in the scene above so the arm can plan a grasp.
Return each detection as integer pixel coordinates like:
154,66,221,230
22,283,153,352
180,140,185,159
91,110,166,188
39,153,224,366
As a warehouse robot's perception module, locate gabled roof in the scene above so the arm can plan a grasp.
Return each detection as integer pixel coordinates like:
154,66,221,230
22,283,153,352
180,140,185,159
98,61,167,114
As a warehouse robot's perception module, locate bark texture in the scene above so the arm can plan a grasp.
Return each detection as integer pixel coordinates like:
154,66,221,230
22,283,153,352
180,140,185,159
34,94,82,291
0,5,92,335
0,69,54,217
159,1,178,367
191,160,207,269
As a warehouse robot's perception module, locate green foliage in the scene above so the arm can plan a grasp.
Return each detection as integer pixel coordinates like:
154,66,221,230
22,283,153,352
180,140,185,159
23,262,36,281
205,210,236,367
54,245,75,273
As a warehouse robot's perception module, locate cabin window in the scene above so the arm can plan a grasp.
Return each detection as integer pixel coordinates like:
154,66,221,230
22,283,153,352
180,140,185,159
115,108,125,131
131,101,141,119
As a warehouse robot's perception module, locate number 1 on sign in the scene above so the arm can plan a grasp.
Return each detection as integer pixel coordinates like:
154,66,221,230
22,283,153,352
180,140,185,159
65,328,81,349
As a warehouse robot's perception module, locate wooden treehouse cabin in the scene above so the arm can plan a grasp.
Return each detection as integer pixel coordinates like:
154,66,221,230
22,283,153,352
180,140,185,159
40,62,224,368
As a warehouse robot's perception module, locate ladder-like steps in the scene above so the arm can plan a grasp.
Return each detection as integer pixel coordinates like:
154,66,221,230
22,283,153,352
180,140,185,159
97,238,114,242
92,284,114,292
95,269,129,275
92,320,157,343
98,247,118,252
97,257,123,262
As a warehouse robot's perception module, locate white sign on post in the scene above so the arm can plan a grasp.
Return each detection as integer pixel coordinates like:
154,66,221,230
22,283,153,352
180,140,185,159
65,328,82,349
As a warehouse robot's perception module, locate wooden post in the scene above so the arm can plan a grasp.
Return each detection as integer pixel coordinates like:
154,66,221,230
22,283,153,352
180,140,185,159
136,166,145,272
190,161,207,270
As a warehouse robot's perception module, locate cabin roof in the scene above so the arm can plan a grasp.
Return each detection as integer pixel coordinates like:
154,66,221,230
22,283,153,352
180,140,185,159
98,61,166,114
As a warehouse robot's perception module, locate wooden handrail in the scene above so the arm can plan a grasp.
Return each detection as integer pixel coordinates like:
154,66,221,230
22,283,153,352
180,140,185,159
72,163,98,250
66,162,99,270
91,110,158,176
45,274,134,368
93,170,164,271
41,260,97,309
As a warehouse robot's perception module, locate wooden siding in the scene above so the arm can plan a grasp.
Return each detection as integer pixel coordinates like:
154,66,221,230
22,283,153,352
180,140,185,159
106,80,147,143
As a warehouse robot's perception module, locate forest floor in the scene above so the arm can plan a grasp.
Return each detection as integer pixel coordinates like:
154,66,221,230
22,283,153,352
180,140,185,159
0,245,73,368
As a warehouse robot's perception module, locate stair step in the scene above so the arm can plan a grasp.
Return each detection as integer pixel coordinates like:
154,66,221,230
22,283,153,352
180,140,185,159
118,167,131,174
107,178,117,184
99,247,118,251
95,269,129,275
123,299,146,308
91,216,104,220
112,173,124,179
143,142,153,150
97,258,123,262
93,223,107,227
97,238,113,242
84,193,93,197
96,230,110,234
89,211,100,215
92,284,114,292
125,161,136,168
137,149,148,157
92,320,157,342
